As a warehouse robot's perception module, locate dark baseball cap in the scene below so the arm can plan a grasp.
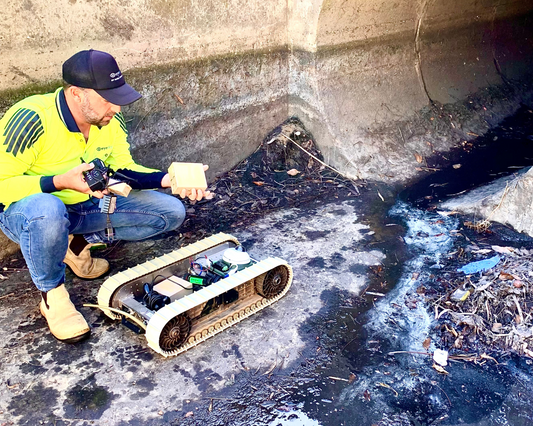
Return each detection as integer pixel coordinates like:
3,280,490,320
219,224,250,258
62,49,142,106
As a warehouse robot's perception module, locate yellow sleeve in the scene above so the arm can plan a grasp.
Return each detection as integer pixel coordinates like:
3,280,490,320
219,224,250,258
0,107,45,208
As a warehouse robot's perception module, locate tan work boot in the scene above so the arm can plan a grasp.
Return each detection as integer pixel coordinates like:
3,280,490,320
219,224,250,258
64,235,109,279
40,284,90,343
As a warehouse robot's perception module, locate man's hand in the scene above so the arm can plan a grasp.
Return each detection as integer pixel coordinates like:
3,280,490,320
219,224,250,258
178,188,213,201
162,164,213,201
53,163,105,199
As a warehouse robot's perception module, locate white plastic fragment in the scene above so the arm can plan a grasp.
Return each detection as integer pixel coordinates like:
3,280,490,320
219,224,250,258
433,349,449,366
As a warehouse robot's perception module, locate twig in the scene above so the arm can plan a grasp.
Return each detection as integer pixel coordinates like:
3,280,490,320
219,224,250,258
341,336,359,352
280,133,351,180
328,376,349,382
388,351,432,356
513,296,524,324
0,292,15,300
376,382,399,397
434,383,452,406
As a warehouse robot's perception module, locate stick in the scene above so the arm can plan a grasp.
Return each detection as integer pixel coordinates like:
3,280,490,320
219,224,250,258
280,133,351,179
513,296,524,324
388,351,432,356
366,291,386,297
0,293,15,300
328,376,350,382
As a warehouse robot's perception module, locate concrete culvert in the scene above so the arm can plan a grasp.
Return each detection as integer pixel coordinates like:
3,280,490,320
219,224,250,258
2,1,533,426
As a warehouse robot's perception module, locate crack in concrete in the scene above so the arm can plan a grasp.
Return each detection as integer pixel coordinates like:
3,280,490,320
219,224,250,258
490,3,513,89
414,0,435,106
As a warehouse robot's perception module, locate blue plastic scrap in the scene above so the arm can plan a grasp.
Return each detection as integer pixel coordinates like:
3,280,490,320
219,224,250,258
457,255,501,274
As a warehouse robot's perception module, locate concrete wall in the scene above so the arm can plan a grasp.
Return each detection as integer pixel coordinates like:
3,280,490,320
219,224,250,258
1,0,533,254
289,0,533,181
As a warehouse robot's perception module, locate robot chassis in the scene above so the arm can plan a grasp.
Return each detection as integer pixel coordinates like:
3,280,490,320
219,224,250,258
95,233,293,357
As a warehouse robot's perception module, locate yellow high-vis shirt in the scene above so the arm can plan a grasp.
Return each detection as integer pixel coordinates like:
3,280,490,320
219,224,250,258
0,88,158,211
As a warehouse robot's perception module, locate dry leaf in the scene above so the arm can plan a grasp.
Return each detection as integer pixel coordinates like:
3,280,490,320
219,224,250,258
363,389,371,401
414,153,423,163
348,373,357,384
499,272,515,281
185,411,194,418
492,245,514,254
416,286,426,295
423,338,431,350
253,181,265,186
432,363,449,374
287,169,300,176
412,272,420,280
453,164,462,169
492,322,502,332
173,93,185,105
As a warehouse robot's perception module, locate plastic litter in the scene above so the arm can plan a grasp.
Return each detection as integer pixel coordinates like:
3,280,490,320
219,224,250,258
433,349,449,366
457,255,500,274
451,287,472,302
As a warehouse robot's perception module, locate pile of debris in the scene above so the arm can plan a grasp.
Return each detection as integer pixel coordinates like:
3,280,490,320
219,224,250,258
178,118,362,238
422,242,533,358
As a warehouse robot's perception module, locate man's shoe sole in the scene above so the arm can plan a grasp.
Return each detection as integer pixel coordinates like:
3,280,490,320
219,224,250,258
58,329,91,344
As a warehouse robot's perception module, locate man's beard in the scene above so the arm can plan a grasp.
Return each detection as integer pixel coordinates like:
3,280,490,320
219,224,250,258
81,96,114,127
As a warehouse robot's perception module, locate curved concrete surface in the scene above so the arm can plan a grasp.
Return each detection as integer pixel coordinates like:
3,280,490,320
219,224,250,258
290,0,533,181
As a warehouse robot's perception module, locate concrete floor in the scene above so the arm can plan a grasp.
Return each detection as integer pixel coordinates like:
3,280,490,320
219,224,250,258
0,197,383,426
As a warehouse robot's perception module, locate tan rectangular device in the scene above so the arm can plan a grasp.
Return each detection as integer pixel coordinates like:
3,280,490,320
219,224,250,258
107,178,132,197
167,162,207,195
154,276,193,302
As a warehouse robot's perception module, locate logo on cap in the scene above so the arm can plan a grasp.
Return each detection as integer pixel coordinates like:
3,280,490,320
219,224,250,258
110,71,123,82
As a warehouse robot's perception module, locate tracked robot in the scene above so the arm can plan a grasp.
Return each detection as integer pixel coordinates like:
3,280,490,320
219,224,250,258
94,233,292,357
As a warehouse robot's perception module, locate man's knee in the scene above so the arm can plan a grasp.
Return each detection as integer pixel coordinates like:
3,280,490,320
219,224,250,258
26,194,67,221
162,196,186,232
24,194,69,236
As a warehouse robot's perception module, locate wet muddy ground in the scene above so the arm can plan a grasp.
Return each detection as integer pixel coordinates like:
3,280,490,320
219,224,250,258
2,109,533,425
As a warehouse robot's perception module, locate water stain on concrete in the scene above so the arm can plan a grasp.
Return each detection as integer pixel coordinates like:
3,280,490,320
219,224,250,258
63,373,115,420
110,344,154,368
349,264,370,275
304,230,331,240
328,252,346,269
192,367,224,393
129,377,156,400
8,383,59,425
307,256,325,268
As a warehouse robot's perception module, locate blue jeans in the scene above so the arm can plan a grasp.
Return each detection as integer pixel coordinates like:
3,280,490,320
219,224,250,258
0,191,185,292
